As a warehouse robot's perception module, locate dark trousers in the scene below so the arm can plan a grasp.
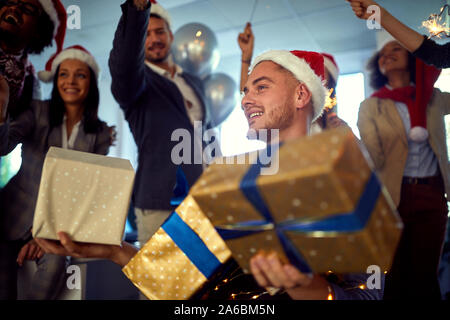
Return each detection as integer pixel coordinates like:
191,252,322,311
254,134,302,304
0,240,25,299
384,176,448,299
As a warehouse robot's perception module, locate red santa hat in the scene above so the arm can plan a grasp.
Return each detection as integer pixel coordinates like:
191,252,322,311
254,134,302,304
38,45,100,82
38,0,67,56
249,50,328,122
150,0,172,29
321,53,339,83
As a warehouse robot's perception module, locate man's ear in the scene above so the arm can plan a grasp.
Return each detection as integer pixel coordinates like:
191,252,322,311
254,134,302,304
295,83,312,110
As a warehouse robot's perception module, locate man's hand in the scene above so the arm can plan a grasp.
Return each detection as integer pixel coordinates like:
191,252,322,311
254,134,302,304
17,239,45,267
250,251,313,290
238,22,255,63
326,112,348,129
250,251,331,300
35,232,138,267
347,0,379,20
133,0,149,11
0,75,9,123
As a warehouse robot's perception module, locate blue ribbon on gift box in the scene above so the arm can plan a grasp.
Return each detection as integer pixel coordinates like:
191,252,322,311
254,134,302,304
216,156,381,274
165,145,381,275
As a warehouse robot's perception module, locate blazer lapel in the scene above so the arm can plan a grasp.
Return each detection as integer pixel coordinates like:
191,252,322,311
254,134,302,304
47,125,63,149
73,125,95,152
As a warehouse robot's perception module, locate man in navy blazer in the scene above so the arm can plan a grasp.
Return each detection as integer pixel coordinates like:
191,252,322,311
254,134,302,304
109,0,213,245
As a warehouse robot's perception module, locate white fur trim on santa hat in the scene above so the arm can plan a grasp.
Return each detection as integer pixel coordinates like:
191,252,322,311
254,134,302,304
151,3,172,29
250,50,327,123
38,0,60,36
376,29,399,51
323,56,339,83
38,48,100,83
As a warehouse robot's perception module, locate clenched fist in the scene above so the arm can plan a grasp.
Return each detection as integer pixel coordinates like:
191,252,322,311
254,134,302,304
347,0,379,20
133,0,149,11
238,22,255,63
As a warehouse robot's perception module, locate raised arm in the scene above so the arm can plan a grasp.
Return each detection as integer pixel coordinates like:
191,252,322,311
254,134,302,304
238,22,254,92
108,0,151,108
347,0,425,52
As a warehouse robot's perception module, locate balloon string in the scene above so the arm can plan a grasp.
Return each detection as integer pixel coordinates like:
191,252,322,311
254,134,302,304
249,0,258,23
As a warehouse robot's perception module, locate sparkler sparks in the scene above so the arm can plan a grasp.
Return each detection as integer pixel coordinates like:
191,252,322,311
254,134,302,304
422,5,450,38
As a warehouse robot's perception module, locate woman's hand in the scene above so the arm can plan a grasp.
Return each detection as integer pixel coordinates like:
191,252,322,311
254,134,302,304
17,239,45,266
326,112,348,129
35,232,138,267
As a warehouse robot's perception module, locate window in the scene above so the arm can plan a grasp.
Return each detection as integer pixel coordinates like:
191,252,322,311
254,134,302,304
336,73,366,139
437,69,450,162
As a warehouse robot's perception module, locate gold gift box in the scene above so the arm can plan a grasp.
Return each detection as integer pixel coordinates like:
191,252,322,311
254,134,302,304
32,147,135,245
123,127,402,299
189,126,403,274
122,195,232,300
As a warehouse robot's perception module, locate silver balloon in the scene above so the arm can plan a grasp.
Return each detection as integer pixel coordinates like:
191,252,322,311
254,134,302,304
172,23,220,77
203,73,239,126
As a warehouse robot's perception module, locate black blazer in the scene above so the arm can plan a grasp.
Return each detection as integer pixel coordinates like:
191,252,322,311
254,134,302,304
109,1,212,210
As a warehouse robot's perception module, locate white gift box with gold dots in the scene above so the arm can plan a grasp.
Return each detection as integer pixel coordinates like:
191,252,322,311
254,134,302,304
32,147,135,245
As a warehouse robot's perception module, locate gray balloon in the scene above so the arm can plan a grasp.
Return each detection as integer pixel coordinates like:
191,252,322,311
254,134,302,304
203,73,239,126
172,23,220,77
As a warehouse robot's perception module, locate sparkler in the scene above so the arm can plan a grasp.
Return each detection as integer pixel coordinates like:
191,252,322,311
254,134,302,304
324,88,338,112
422,5,450,38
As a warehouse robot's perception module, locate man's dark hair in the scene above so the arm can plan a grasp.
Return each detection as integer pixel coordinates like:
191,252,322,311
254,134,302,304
49,65,103,134
367,49,416,90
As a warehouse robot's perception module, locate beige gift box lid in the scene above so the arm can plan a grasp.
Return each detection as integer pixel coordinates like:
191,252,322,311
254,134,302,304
32,147,135,245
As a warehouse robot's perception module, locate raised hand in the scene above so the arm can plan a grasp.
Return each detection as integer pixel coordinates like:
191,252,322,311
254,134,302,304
238,22,255,63
347,0,379,20
133,0,149,11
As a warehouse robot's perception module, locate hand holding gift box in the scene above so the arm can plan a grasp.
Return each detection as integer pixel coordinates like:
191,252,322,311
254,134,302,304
32,147,135,246
123,127,403,299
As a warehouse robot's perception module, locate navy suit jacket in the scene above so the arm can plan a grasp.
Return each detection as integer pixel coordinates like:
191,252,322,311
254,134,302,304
109,1,212,210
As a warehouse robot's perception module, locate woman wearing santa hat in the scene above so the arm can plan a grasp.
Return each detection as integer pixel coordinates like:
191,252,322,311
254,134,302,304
357,35,450,299
0,45,115,299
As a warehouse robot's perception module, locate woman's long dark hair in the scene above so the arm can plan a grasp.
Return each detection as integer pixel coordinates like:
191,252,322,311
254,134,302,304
367,47,417,90
49,65,103,134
